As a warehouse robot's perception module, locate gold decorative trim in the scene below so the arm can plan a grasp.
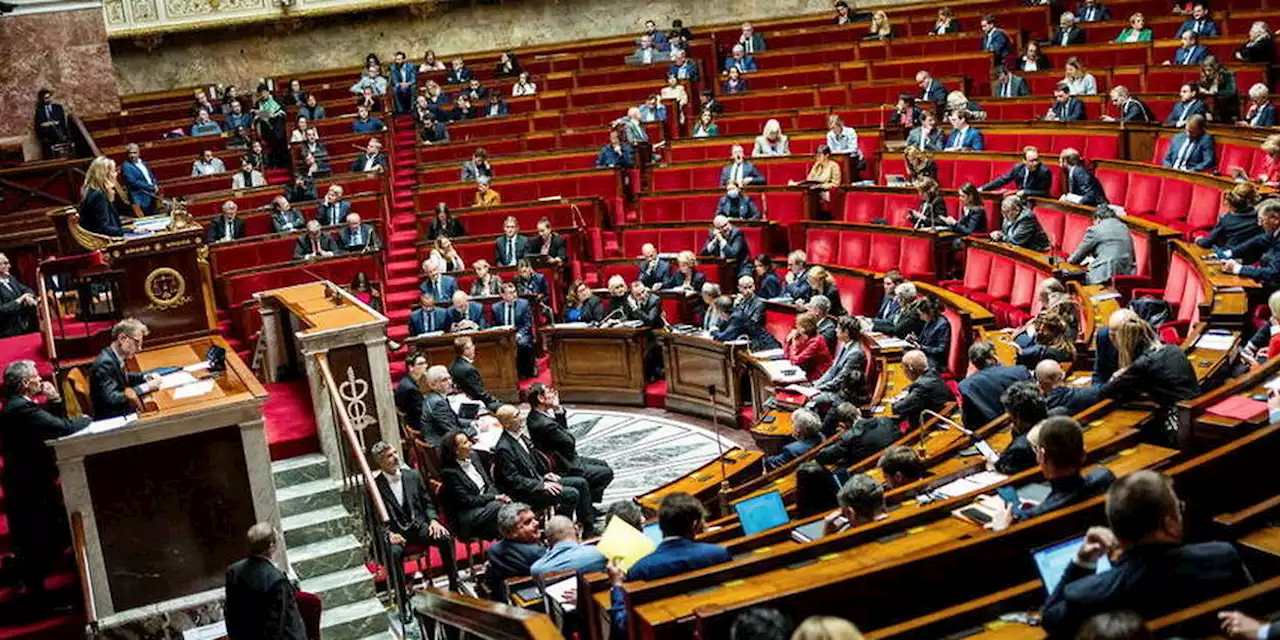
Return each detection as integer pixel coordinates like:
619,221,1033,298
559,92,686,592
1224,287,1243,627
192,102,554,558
107,0,433,39
144,266,190,310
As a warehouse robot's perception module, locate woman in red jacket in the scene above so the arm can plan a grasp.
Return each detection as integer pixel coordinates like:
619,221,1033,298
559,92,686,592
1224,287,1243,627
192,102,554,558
784,312,834,381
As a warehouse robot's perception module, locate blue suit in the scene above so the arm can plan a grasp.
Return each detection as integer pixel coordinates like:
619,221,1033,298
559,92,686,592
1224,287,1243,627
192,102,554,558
668,61,700,83
1045,384,1104,416
1165,99,1207,126
764,437,821,470
120,159,158,213
1162,132,1216,172
446,302,488,331
1176,18,1218,37
945,127,984,151
1049,98,1086,122
638,259,671,289
1171,45,1208,65
1235,231,1280,288
982,29,1011,61
419,274,459,302
390,62,418,113
515,272,550,299
596,144,635,168
492,298,533,347
1247,103,1277,127
610,538,732,631
920,80,947,107
724,56,758,73
1065,165,1106,206
959,365,1032,429
720,161,764,186
495,234,529,267
409,307,450,335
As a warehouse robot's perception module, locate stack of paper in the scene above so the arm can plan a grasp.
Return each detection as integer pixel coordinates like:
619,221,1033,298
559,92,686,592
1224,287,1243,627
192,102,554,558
173,379,216,400
758,359,807,384
69,413,139,438
1195,333,1236,351
751,348,785,360
158,371,197,390
932,471,1008,499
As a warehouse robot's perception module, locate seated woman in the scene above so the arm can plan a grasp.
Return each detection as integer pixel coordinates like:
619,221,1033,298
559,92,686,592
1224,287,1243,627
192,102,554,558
813,316,869,405
1016,311,1077,367
794,461,840,519
789,145,842,202
912,296,952,374
692,110,720,137
428,203,467,239
1100,314,1200,437
565,280,605,323
1114,12,1152,42
754,254,783,299
945,90,986,122
864,10,894,40
752,119,791,157
1234,20,1274,65
904,145,938,182
1197,183,1263,258
470,259,504,297
438,428,509,542
931,7,959,34
1240,83,1276,128
907,177,948,228
665,250,706,293
79,156,126,237
721,66,748,95
784,312,834,381
941,183,989,235
807,266,846,316
1013,279,1077,348
430,236,467,272
1062,57,1098,95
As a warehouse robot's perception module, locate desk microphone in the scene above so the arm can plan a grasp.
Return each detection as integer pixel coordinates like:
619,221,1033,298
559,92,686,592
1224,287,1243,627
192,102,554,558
921,409,999,465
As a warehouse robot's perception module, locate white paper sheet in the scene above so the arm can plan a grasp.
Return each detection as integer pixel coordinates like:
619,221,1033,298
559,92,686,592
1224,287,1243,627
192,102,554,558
750,348,785,360
543,577,578,611
158,371,197,390
183,361,211,373
172,379,216,400
69,413,139,438
1195,333,1236,351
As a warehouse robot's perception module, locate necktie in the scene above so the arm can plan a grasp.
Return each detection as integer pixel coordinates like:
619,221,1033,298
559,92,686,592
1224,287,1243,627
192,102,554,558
1194,21,1201,34
506,305,514,326
1061,30,1069,46
1069,167,1078,194
312,237,320,255
1174,139,1193,170
733,164,743,184
353,228,361,245
520,433,535,453
508,238,515,264
1180,49,1187,64
541,239,549,255
226,220,232,239
433,277,441,298
985,32,993,49
426,311,434,332
45,105,52,119
1003,82,1010,98
1023,168,1031,189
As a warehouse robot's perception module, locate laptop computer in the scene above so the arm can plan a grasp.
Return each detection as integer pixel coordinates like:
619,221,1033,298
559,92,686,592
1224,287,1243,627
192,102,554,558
1032,536,1113,595
733,490,790,536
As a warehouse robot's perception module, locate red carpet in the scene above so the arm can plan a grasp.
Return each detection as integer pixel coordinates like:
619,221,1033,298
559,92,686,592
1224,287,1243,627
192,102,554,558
0,333,52,377
263,380,321,461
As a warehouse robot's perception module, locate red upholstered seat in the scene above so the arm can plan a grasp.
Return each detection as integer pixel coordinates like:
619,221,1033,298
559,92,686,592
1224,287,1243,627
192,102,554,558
843,192,886,224
839,231,871,268
765,307,797,345
867,234,901,273
943,307,966,376
831,273,866,317
1060,214,1092,255
809,229,839,264
1033,207,1066,252
954,247,992,297
1123,173,1161,217
899,237,935,281
883,194,919,227
760,192,806,224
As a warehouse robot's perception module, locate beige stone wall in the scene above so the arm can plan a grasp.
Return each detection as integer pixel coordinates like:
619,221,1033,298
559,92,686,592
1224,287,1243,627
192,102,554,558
110,0,900,95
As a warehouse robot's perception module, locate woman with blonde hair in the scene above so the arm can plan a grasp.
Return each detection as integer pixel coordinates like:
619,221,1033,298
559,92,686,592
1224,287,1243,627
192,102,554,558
945,90,987,121
1114,13,1152,42
806,265,846,316
80,156,126,237
430,236,466,272
1101,312,1199,422
1016,310,1076,367
904,145,937,182
792,616,865,640
1197,182,1263,253
1062,57,1098,95
753,119,791,157
864,10,893,40
1198,56,1238,121
932,7,958,35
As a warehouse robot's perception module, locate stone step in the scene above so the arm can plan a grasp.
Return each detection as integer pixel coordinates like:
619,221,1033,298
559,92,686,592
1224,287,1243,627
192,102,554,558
353,633,397,640
320,597,390,640
300,565,378,609
277,478,343,518
289,534,366,580
271,453,330,489
281,505,356,547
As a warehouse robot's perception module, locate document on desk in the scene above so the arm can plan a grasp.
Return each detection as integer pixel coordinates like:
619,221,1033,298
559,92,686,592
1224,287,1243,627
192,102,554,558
472,425,503,452
543,577,578,610
932,471,1009,499
750,347,785,360
158,371,197,390
875,337,913,350
183,361,211,373
69,413,139,438
172,379,216,400
758,359,807,384
1194,333,1236,351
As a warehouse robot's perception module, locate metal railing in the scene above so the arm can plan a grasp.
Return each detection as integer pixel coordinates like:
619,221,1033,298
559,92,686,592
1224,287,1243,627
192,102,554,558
70,512,98,633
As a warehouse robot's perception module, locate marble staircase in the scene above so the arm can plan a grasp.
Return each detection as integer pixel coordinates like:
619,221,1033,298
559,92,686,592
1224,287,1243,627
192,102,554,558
272,454,393,640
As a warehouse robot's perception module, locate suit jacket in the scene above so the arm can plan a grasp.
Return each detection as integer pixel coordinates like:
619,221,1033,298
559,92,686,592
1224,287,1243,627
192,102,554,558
419,390,476,444
667,60,701,82
446,302,488,331
1118,98,1152,122
207,215,245,243
813,341,867,400
713,298,781,351
993,76,1029,98
526,407,588,472
390,62,418,89
700,227,751,273
981,163,1053,197
445,67,476,84
492,429,555,503
872,297,923,338
350,153,388,173
945,127,985,151
1068,217,1136,284
596,144,635,168
293,232,342,259
610,539,732,628
395,375,424,422
421,121,451,144
1165,99,1207,126
1246,102,1277,127
1016,468,1114,522
89,348,146,419
418,273,458,302
576,295,606,323
34,102,68,143
715,194,761,219
1198,210,1261,254
1237,36,1275,64
1046,384,1104,416
338,224,380,252
527,234,567,262
1041,542,1251,638
639,259,671,288
916,317,952,374
495,234,529,266
1171,44,1209,66
723,56,758,73
0,277,37,337
1049,97,1087,121
628,294,664,328
1053,26,1086,46
429,217,467,239
1176,18,1218,37
0,396,89,541
905,126,945,151
817,416,900,470
892,371,955,428
1163,132,1216,172
269,209,305,233
1235,231,1280,288
952,206,990,235
315,201,351,226
225,557,307,640
764,437,822,470
439,453,503,540
375,467,441,536
737,33,767,54
982,29,1012,60
486,539,547,600
959,365,1032,429
1064,165,1106,206
664,268,707,292
1101,344,1200,407
120,160,157,210
625,46,669,65
461,160,493,182
995,433,1037,474
786,269,814,301
1001,208,1052,251
409,306,450,336
79,189,124,237
492,298,533,346
920,80,947,107
720,161,764,186
299,104,326,120
1077,4,1110,21
450,357,498,409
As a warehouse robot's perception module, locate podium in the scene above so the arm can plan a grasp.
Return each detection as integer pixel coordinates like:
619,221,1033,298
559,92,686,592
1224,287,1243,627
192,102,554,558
405,327,519,402
544,325,649,405
660,331,744,424
256,281,399,478
54,336,272,619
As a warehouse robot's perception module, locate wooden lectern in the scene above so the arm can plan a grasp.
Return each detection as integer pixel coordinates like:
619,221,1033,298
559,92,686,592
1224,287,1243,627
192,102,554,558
53,336,272,620
544,325,649,405
660,331,743,424
405,327,519,402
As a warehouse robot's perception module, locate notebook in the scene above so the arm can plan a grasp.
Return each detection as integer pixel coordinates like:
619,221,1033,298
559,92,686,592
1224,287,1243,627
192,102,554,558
733,490,790,536
1032,536,1113,595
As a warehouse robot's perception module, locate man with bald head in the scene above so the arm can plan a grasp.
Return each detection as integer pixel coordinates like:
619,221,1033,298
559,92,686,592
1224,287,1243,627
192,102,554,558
638,243,670,289
225,523,306,640
419,365,477,444
1037,359,1104,416
530,515,607,577
892,349,956,429
701,214,752,276
491,405,597,536
712,275,780,351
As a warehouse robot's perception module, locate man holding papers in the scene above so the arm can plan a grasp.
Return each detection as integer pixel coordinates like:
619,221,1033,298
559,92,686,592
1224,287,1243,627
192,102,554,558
89,319,160,418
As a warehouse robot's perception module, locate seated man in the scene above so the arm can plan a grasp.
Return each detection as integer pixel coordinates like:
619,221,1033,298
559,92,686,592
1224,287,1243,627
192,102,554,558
1102,86,1153,123
891,350,955,430
495,217,529,267
530,515,607,578
396,352,428,421
370,441,460,593
409,292,449,336
269,195,305,233
816,404,899,468
206,200,247,245
0,253,39,337
420,111,451,144
1040,470,1251,637
492,283,536,379
1045,83,1086,122
338,212,380,253
526,383,613,503
764,408,824,470
700,215,752,276
484,502,547,600
350,138,389,173
992,66,1029,98
492,405,595,535
607,493,731,632
294,220,342,260
419,365,477,444
1036,359,1103,416
449,336,499,410
712,279,781,351
315,185,350,226
637,243,671,289
625,34,669,66
723,44,758,73
527,218,567,266
716,185,761,219
993,381,1049,475
446,291,487,332
995,417,1114,529
461,148,494,182
959,341,1031,430
720,145,764,187
89,319,160,418
1059,148,1107,206
980,147,1052,198
877,445,927,488
190,109,222,137
944,110,984,151
351,105,385,134
1162,114,1216,172
822,473,887,537
1077,0,1110,22
191,149,227,177
419,255,458,298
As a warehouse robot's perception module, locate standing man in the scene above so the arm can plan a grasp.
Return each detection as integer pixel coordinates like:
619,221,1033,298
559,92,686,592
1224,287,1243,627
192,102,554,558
370,441,461,593
0,252,39,337
224,523,307,640
492,283,536,379
89,319,159,418
389,52,418,115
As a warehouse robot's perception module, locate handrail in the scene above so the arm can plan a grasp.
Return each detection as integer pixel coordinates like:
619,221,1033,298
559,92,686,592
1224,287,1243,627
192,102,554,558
70,512,98,631
313,352,389,525
35,268,57,366
70,113,101,158
412,587,565,640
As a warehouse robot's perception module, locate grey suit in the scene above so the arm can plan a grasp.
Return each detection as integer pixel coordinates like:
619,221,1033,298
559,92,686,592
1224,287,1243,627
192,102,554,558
813,342,868,405
905,126,944,151
1067,217,1135,284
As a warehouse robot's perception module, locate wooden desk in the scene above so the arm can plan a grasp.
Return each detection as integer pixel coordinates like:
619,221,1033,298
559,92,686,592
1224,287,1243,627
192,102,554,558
660,331,744,425
634,448,765,518
545,325,650,406
405,328,520,403
53,336,273,619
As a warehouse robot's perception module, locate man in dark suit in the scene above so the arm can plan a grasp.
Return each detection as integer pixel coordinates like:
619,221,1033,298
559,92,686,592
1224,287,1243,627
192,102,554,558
808,295,838,352
120,144,158,215
816,405,898,468
337,212,380,253
1077,0,1111,22
627,281,665,380
1223,201,1280,289
959,341,1032,430
224,523,307,640
993,195,1052,252
1036,360,1103,416
992,66,1029,98
981,147,1053,198
994,381,1049,474
396,352,428,422
269,196,305,233
293,220,342,260
389,52,418,114
701,215,752,277
1054,12,1087,46
638,243,671,289
1162,114,1216,172
449,336,499,410
0,253,38,337
492,283,537,378
1059,148,1107,206
526,383,613,501
905,111,944,151
350,138,388,174
526,217,568,282
445,58,475,84
980,15,1012,64
608,493,731,632
1046,83,1087,122
495,217,529,267
916,71,947,110
513,260,550,301
872,282,923,338
1165,84,1208,126
1041,470,1252,637
315,185,351,226
998,417,1114,528
34,89,69,154
484,502,546,600
89,319,159,418
873,270,905,324
446,291,487,332
763,408,824,470
419,365,477,444
418,258,458,301
1175,3,1218,37
207,200,246,244
1103,86,1153,123
892,350,956,429
409,292,449,336
1170,31,1209,65
492,405,595,534
370,441,460,593
1,360,90,607
713,278,781,350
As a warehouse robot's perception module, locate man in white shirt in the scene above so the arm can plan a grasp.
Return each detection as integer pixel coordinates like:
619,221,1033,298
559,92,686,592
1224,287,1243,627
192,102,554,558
370,441,460,595
191,149,227,177
0,252,38,337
